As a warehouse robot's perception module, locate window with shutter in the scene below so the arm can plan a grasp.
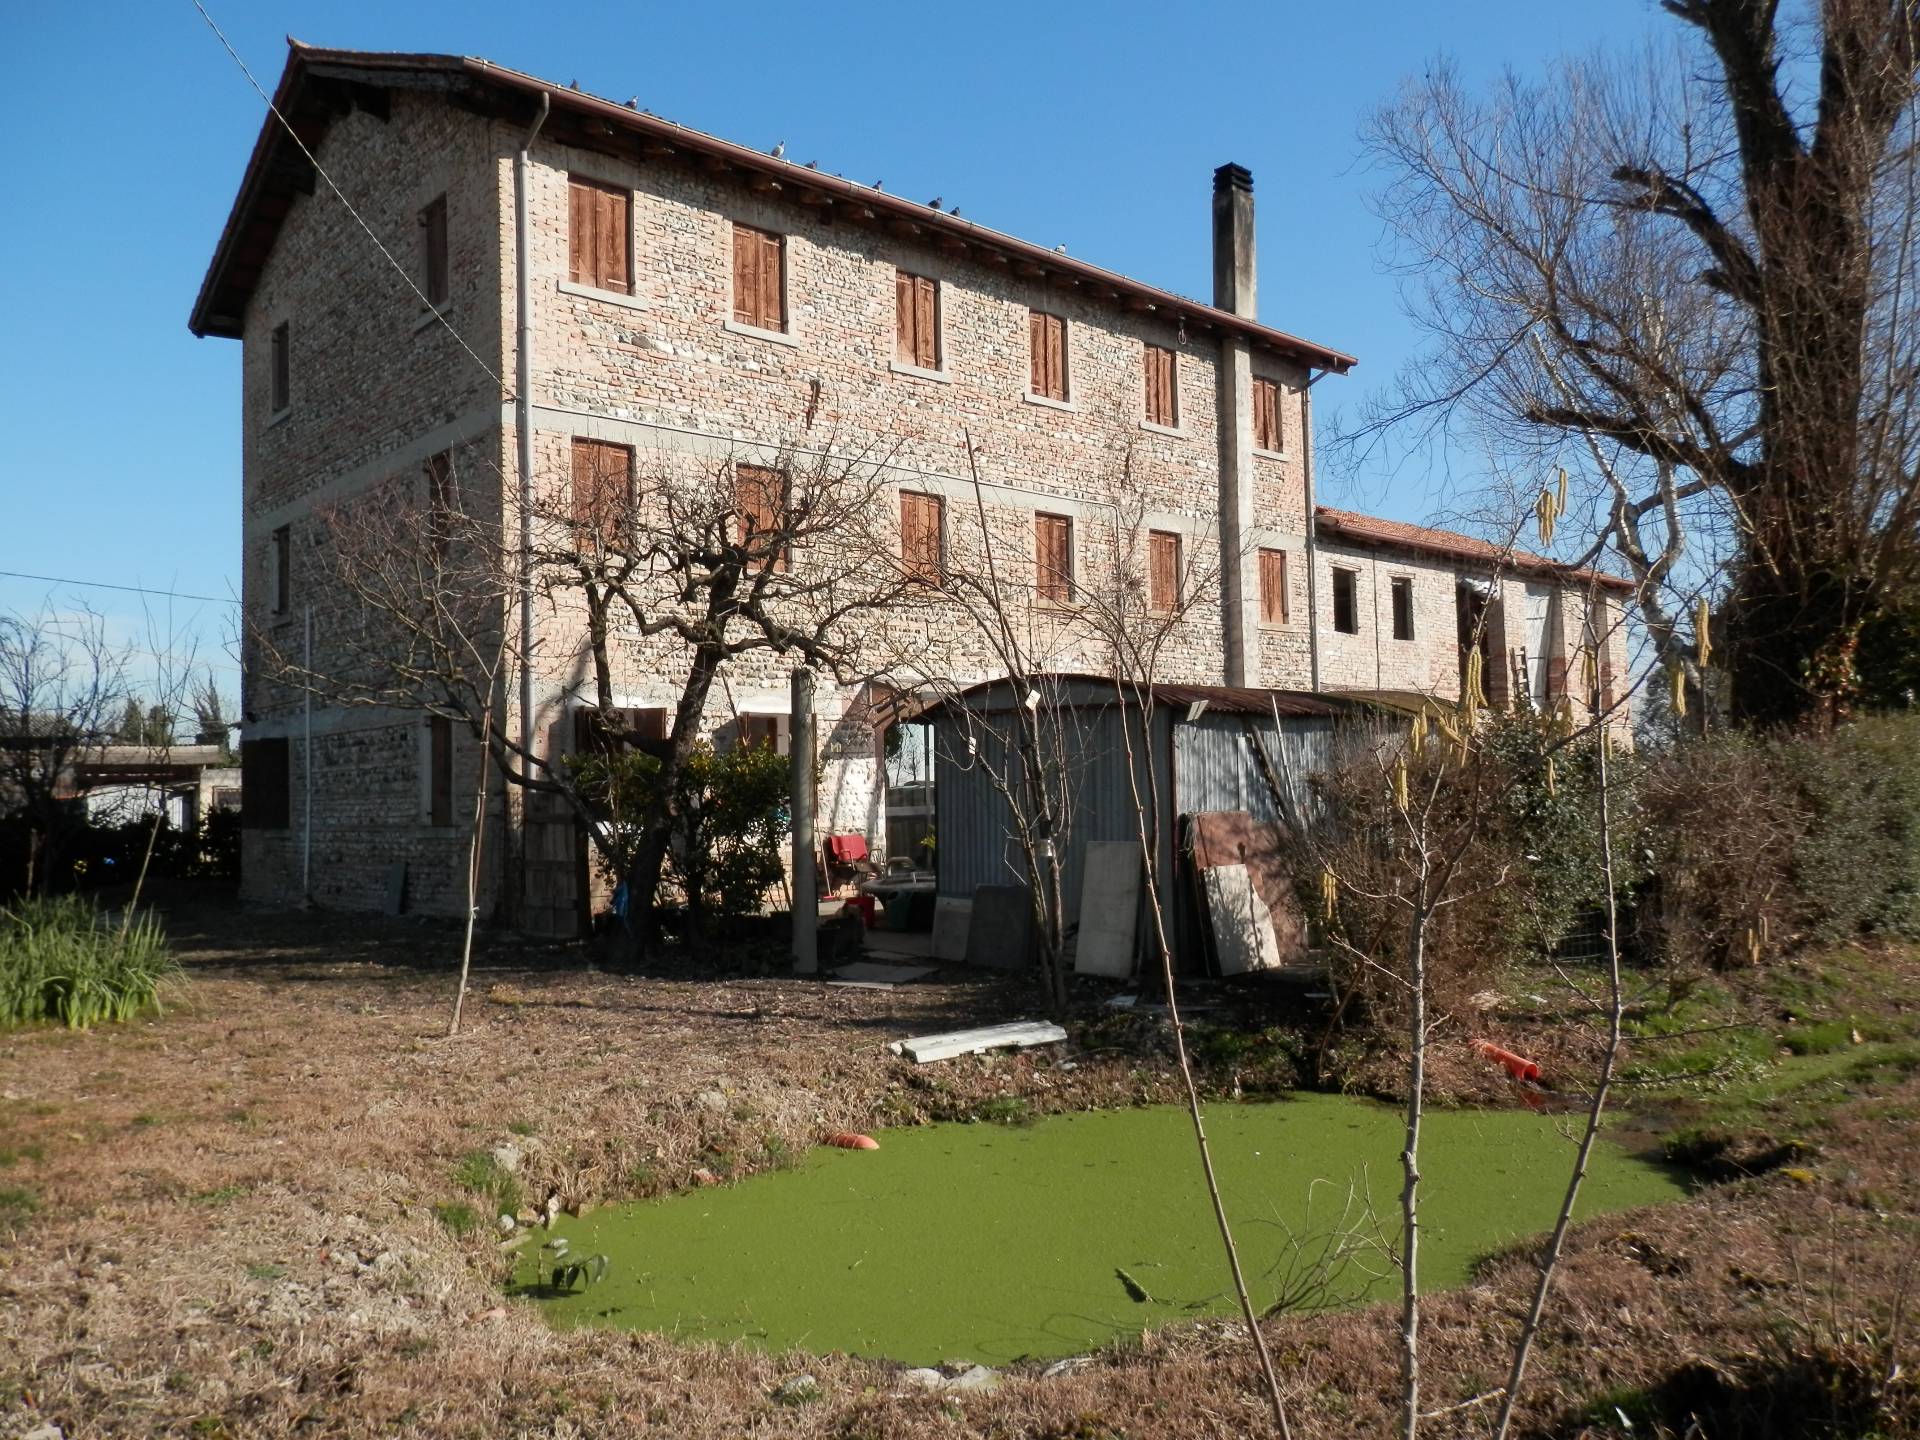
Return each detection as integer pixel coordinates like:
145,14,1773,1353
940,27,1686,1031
1391,577,1415,641
567,176,632,294
895,271,939,369
269,321,290,412
1148,530,1181,613
1253,377,1282,453
428,717,454,827
1144,344,1178,427
271,526,291,615
240,738,291,830
571,438,634,544
1029,310,1067,400
901,492,945,584
1259,548,1288,625
1332,567,1359,635
736,464,790,572
419,193,449,307
425,452,454,561
732,224,786,331
1035,512,1073,602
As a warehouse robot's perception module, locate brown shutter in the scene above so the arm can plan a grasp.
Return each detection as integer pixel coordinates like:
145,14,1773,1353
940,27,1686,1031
421,195,449,306
762,231,784,330
1260,548,1287,624
603,187,630,293
1145,345,1176,426
1253,378,1283,452
902,492,944,582
1029,310,1045,393
569,178,592,286
429,717,453,827
733,224,756,325
1036,513,1071,601
895,271,913,362
916,276,937,368
737,465,789,572
1149,530,1179,612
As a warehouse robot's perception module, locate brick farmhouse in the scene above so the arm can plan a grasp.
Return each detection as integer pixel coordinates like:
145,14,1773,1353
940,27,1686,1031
191,44,1631,933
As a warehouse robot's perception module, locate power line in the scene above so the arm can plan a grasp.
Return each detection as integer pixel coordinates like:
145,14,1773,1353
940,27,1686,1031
0,570,239,606
189,0,510,393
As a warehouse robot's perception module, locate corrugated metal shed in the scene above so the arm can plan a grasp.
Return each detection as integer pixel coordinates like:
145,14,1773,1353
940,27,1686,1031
927,676,1367,971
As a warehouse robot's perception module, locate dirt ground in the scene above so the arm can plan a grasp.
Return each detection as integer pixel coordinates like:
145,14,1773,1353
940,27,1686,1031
1,897,1916,1439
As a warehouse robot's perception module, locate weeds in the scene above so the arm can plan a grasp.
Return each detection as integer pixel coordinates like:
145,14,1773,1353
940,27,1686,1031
451,1150,523,1218
971,1096,1036,1126
0,895,176,1029
432,1201,479,1237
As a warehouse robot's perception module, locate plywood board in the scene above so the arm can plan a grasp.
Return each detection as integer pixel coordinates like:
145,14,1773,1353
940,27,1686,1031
1201,863,1282,975
890,1020,1068,1064
1075,841,1141,977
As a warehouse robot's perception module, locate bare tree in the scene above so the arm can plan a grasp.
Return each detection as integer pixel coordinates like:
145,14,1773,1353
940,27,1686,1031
1357,1,1920,726
0,605,132,894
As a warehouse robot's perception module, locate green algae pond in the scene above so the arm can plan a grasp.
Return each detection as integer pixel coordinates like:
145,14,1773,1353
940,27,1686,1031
514,1095,1685,1365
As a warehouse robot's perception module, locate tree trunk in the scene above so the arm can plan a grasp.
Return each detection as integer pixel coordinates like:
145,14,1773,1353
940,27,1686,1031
620,641,725,956
1399,881,1429,1440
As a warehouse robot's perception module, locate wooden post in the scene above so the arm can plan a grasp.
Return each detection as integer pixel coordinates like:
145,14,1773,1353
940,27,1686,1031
790,667,818,975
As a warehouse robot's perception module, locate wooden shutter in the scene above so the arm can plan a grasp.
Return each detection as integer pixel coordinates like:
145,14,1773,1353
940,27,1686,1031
1145,344,1177,426
429,717,453,827
895,271,914,362
270,322,290,411
736,464,789,572
571,438,632,542
1253,377,1281,452
240,738,290,829
1030,311,1065,399
1148,530,1180,612
1036,513,1072,601
901,492,943,582
895,272,937,368
569,177,630,294
420,194,449,306
734,225,783,330
1259,548,1287,624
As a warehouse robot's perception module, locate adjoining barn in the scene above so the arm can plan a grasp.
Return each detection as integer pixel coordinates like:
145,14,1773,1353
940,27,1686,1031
915,674,1370,976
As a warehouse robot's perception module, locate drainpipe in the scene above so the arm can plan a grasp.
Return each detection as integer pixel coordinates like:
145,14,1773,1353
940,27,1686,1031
1301,370,1327,694
514,94,549,912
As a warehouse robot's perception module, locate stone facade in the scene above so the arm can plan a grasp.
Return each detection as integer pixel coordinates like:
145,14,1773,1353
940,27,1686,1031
201,48,1629,928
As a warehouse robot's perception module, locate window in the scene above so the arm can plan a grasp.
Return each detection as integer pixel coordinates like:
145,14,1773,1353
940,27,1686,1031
1253,376,1283,453
418,193,449,307
570,438,634,543
901,491,945,584
1391,576,1415,641
735,463,790,572
895,271,939,369
1035,512,1073,602
1259,548,1288,625
568,176,632,294
1332,566,1359,635
1148,529,1181,613
1144,343,1178,427
270,525,291,615
731,222,786,332
269,321,290,413
1029,309,1067,400
737,714,789,754
240,737,290,830
425,451,454,560
428,716,454,828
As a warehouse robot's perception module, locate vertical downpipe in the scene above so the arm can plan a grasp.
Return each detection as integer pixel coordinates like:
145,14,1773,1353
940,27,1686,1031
790,668,818,975
1302,372,1324,694
301,603,313,904
513,94,549,921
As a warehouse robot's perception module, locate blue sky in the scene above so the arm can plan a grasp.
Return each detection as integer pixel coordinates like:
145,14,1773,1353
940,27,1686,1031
0,1,1667,703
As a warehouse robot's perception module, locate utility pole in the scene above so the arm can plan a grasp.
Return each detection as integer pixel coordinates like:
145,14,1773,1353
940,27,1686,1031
790,667,817,975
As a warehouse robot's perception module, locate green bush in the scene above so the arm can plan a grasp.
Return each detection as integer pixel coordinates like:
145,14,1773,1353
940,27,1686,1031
0,895,177,1029
1777,715,1920,941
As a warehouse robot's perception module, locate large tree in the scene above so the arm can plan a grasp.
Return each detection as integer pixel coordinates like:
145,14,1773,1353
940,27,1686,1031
1361,0,1920,726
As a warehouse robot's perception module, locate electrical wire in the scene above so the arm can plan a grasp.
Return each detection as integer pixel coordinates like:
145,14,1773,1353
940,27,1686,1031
189,0,511,394
0,570,238,606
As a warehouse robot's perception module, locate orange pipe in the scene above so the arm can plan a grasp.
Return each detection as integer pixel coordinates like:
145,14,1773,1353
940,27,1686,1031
824,1131,879,1150
1472,1039,1542,1083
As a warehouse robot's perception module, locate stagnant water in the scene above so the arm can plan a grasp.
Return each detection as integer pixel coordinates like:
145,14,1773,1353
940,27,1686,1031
514,1096,1685,1365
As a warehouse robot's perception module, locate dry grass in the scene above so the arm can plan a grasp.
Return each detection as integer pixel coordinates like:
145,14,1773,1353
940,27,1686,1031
1,899,1916,1438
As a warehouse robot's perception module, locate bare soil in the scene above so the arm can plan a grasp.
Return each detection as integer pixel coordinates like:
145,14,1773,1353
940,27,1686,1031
1,897,1916,1439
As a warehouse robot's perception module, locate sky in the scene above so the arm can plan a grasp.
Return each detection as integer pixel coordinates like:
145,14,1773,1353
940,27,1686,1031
0,0,1671,706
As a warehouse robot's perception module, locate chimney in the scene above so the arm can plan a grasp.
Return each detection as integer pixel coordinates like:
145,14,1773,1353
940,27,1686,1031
1211,163,1256,320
